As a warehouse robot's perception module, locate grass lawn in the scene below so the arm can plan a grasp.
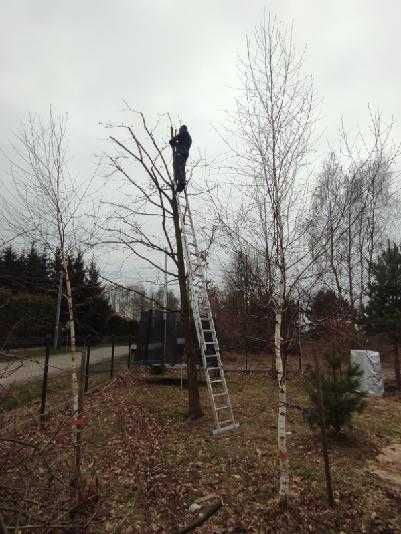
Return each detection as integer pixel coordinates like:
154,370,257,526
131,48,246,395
1,364,401,532
0,353,129,415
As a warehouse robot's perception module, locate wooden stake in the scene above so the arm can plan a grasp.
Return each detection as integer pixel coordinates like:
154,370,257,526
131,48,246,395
110,335,115,378
84,340,91,393
40,341,50,421
128,335,132,369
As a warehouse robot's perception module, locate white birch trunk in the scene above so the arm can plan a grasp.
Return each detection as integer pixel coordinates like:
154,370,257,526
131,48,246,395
275,302,289,504
62,258,76,352
61,253,81,501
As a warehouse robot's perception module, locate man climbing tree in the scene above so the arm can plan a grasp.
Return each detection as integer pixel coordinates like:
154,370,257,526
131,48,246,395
106,113,202,420
169,125,192,192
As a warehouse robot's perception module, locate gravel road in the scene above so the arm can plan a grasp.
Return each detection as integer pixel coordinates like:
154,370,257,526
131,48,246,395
0,346,128,386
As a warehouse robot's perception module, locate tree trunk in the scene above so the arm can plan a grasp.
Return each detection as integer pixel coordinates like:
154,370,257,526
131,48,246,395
53,271,63,350
172,196,202,419
347,211,354,307
61,251,82,526
297,300,303,373
275,305,289,506
329,221,342,298
394,343,401,391
62,256,76,353
313,351,334,507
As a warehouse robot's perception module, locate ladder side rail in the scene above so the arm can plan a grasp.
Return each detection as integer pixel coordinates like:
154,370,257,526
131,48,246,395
202,309,236,425
177,194,210,358
183,189,201,253
177,191,238,433
182,189,210,298
176,199,202,343
176,195,221,428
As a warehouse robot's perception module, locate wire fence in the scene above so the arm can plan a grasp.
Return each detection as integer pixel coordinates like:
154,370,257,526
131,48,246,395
0,334,140,533
0,335,136,433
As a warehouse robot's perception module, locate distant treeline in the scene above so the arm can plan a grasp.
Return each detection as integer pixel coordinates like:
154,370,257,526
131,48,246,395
0,244,136,347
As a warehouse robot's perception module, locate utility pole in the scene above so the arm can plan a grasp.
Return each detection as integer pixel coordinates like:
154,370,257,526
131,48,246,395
53,272,64,350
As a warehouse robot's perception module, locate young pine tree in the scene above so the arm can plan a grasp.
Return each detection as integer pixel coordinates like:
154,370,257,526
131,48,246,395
365,242,401,390
305,350,366,435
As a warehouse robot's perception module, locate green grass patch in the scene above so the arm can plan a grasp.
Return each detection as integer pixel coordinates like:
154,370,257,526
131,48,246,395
0,354,129,414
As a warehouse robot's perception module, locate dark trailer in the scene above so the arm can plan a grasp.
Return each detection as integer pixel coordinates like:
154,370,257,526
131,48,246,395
134,309,186,368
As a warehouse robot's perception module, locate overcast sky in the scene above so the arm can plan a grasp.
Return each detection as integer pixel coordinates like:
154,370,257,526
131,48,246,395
1,0,401,285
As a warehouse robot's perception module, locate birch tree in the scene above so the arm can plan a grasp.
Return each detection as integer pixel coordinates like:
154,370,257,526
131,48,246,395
0,109,93,352
226,15,315,505
0,108,95,501
309,113,398,311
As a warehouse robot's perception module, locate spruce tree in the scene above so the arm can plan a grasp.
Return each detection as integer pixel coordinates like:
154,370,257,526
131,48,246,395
0,246,23,290
365,242,401,389
81,260,112,337
23,243,51,293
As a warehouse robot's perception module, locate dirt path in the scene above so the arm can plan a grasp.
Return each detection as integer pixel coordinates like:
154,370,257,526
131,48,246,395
0,346,128,386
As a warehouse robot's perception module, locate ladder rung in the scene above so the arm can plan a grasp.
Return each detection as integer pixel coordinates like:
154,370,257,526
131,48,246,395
216,405,230,410
206,354,219,358
217,419,233,425
207,367,221,371
213,392,228,397
210,379,223,384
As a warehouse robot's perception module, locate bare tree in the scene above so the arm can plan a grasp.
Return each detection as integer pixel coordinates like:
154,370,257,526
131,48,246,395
105,282,149,320
309,112,398,312
219,15,315,505
104,111,203,419
0,107,96,502
0,108,95,352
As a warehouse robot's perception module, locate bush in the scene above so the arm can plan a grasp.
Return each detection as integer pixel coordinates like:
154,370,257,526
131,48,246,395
304,350,367,435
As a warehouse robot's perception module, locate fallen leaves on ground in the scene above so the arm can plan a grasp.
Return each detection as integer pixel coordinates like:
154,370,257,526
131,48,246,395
1,366,401,533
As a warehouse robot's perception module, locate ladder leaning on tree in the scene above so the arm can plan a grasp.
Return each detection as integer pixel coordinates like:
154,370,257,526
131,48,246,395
176,187,239,435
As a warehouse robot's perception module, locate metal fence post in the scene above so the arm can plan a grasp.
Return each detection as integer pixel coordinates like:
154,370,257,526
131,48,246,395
110,335,115,378
40,340,50,420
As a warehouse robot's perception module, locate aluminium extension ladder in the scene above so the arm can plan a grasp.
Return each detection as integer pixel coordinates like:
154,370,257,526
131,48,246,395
176,189,239,435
